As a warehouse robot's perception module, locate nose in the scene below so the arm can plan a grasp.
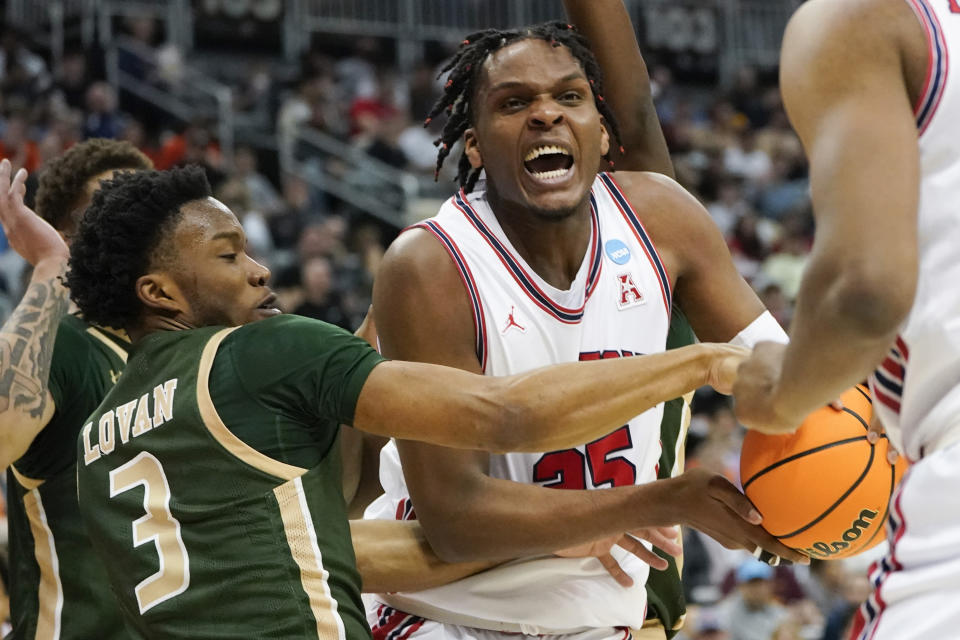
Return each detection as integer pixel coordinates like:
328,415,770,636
249,258,271,287
528,98,564,129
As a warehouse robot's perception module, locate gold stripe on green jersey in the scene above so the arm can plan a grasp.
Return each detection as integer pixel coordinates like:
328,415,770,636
196,328,306,481
85,327,129,364
10,463,44,490
23,489,62,640
274,476,346,640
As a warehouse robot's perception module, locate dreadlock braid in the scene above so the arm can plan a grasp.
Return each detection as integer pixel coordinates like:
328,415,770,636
425,21,624,193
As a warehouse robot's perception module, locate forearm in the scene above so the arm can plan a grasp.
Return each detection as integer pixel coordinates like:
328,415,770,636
563,0,672,176
414,475,678,562
498,344,712,452
350,520,497,592
0,258,68,466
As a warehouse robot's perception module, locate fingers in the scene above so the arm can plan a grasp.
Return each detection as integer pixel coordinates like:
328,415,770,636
705,475,762,525
0,159,10,196
867,410,900,464
597,553,635,587
630,526,682,558
9,167,27,199
617,535,669,571
829,398,844,411
744,526,809,565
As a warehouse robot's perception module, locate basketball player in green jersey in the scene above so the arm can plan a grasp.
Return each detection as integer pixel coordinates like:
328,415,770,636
0,141,153,640
62,166,794,639
0,142,501,639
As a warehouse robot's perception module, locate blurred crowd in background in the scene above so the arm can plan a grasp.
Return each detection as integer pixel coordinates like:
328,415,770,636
0,12,878,640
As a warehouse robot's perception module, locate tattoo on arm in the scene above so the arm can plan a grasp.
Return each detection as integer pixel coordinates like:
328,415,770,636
0,268,69,419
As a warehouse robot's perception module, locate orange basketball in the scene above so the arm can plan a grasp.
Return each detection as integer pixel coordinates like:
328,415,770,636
740,384,906,560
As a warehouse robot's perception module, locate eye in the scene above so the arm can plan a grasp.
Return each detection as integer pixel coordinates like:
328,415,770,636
501,97,527,111
219,253,237,262
559,91,583,103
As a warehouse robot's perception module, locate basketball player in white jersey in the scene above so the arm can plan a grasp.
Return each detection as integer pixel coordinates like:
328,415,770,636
364,3,803,639
733,0,960,638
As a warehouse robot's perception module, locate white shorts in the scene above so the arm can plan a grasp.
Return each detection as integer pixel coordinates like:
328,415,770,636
366,602,667,640
852,441,960,639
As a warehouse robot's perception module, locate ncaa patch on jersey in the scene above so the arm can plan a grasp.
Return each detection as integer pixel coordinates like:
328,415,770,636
604,239,631,265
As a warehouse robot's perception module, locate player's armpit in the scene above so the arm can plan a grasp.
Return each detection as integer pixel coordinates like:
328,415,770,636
350,520,497,593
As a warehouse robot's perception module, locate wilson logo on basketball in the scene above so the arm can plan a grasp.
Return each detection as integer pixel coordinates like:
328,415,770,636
803,509,879,559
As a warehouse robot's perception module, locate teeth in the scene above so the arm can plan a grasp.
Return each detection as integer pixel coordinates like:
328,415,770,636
524,145,569,162
530,167,571,180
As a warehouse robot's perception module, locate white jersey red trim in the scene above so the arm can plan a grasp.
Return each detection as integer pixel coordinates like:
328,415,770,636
869,0,960,461
366,174,673,632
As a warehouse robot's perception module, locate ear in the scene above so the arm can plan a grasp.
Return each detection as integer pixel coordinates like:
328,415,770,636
135,272,187,317
464,128,484,170
599,122,610,158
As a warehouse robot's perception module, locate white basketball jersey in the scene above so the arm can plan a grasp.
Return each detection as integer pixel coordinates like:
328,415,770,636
870,0,960,461
365,173,672,632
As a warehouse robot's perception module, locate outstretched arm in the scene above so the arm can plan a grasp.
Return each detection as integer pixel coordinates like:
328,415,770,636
563,0,672,176
354,340,741,454
734,0,921,433
0,160,71,469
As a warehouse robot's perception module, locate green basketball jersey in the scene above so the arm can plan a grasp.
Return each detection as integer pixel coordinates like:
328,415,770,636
75,315,383,639
7,314,130,640
644,309,697,639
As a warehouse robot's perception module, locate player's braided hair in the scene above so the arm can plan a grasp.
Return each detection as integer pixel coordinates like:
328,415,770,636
66,166,211,329
35,138,153,232
425,21,624,193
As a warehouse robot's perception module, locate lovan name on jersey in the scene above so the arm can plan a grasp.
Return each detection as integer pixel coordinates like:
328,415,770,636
81,378,178,465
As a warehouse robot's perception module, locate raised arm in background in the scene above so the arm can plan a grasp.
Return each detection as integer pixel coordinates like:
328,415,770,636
0,160,70,469
563,0,673,175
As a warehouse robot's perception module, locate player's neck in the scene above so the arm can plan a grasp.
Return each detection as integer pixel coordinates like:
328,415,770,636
486,186,592,290
127,315,196,342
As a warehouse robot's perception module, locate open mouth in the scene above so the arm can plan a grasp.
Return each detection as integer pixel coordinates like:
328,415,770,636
256,293,279,311
523,145,574,181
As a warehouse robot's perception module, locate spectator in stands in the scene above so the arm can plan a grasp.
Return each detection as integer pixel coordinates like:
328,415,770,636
118,114,161,166
757,282,792,330
335,37,381,103
707,178,752,238
274,218,344,289
0,113,39,172
233,144,283,216
291,256,350,330
49,49,91,111
155,119,224,185
727,66,768,129
718,560,789,640
724,127,773,184
760,218,811,300
215,178,274,262
117,16,160,83
83,82,122,140
0,27,50,106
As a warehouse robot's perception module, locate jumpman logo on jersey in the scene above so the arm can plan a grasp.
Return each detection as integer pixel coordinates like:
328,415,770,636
110,370,121,384
501,306,527,335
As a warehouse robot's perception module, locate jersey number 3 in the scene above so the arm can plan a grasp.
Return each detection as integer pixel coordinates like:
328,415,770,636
110,452,190,614
533,425,637,489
